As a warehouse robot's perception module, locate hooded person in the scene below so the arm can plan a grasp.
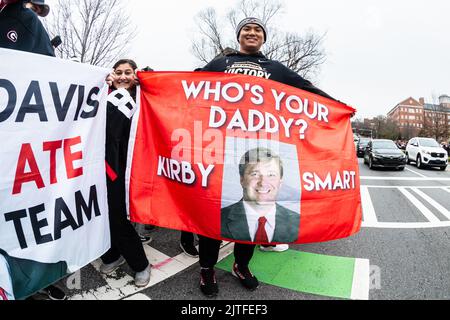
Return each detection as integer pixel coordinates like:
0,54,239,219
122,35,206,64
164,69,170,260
0,0,54,56
196,17,340,298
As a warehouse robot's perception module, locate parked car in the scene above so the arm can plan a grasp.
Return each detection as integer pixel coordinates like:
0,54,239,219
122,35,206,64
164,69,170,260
356,137,371,157
405,137,448,171
363,139,407,170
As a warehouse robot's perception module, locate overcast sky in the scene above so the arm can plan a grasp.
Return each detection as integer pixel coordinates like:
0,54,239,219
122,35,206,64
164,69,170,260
47,0,450,119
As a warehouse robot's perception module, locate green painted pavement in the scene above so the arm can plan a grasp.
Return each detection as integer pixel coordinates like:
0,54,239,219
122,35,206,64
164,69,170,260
217,249,356,299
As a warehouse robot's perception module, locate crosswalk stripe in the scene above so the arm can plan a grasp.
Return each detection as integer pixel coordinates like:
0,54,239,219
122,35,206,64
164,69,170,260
360,187,378,223
398,187,440,223
351,259,370,300
360,177,450,181
362,186,447,189
411,188,450,220
405,167,428,178
362,221,450,229
123,293,151,300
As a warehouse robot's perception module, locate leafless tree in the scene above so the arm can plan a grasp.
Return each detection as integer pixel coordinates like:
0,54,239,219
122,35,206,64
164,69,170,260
423,94,449,141
352,116,401,140
45,0,135,67
191,0,327,80
373,115,400,140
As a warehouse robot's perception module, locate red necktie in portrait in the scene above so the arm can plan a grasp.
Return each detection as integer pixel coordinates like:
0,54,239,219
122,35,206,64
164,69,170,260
255,216,269,243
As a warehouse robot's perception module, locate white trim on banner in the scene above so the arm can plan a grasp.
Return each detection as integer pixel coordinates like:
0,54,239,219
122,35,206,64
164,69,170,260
125,86,141,219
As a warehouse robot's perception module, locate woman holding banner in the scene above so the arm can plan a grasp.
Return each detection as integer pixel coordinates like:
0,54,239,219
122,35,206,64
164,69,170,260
196,17,339,298
101,59,151,288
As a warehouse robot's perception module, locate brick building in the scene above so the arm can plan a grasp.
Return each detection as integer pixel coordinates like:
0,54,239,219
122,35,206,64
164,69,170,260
387,95,450,140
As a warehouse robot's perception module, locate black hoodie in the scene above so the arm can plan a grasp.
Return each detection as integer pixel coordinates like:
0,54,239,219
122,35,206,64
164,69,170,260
200,51,335,100
0,1,54,56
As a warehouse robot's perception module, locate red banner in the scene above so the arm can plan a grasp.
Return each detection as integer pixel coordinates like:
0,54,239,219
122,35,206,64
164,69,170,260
129,71,361,244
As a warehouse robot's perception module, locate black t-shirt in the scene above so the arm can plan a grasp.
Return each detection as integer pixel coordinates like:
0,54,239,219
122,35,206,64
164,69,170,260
201,51,334,100
105,89,138,182
0,1,54,56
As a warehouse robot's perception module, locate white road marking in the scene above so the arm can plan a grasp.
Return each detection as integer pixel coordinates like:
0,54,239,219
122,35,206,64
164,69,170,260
351,259,370,300
362,221,450,229
123,293,151,300
362,185,450,228
361,186,450,229
360,187,378,223
69,242,233,300
362,186,449,189
398,187,440,223
411,188,450,220
360,177,450,181
405,167,428,178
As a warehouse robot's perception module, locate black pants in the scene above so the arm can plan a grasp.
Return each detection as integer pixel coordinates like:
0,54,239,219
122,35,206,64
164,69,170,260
101,178,149,272
198,235,255,268
180,231,195,244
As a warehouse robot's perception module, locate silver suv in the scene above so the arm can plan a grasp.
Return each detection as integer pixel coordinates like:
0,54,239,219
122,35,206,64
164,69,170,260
406,137,448,171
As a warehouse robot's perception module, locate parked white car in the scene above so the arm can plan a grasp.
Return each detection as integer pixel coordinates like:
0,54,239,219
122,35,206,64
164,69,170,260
405,137,448,171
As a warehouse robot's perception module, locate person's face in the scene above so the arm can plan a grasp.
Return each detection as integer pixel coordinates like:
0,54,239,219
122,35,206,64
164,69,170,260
238,23,264,54
241,159,282,205
113,63,136,90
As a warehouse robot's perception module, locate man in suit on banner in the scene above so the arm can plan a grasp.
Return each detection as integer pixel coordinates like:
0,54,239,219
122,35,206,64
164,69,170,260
0,249,67,300
221,147,300,243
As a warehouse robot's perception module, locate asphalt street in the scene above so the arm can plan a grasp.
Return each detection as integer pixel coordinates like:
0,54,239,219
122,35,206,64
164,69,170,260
49,158,450,301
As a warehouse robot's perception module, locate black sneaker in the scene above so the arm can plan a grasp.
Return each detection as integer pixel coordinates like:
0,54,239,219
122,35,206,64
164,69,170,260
232,263,259,291
38,285,67,300
180,242,199,258
200,268,218,297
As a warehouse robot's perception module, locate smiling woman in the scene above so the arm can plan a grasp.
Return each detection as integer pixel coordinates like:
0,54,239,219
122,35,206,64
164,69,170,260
101,58,151,288
111,59,138,99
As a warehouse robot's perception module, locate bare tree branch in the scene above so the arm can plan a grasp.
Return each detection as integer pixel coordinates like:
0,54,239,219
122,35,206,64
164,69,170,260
45,0,135,67
422,95,449,141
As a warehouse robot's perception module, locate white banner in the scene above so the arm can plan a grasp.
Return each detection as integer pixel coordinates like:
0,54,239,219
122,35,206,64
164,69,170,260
0,48,110,299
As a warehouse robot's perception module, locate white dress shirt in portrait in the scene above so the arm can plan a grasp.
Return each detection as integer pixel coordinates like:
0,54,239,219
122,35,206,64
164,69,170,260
243,201,277,242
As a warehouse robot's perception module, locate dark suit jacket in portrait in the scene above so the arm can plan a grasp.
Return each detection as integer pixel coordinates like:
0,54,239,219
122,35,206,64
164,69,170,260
0,249,68,300
221,200,300,243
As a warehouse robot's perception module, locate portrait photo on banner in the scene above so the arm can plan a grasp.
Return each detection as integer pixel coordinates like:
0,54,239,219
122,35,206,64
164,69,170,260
220,137,301,243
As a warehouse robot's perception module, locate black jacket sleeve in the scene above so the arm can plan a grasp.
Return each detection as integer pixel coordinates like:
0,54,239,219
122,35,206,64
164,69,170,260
279,62,335,100
0,3,55,57
199,57,225,72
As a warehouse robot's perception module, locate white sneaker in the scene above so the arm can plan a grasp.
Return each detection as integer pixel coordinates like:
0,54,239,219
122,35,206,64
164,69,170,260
259,244,289,252
100,256,126,274
135,264,151,287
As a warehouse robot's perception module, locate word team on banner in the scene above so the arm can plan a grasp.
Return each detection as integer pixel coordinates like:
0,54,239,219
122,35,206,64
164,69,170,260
0,48,110,300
